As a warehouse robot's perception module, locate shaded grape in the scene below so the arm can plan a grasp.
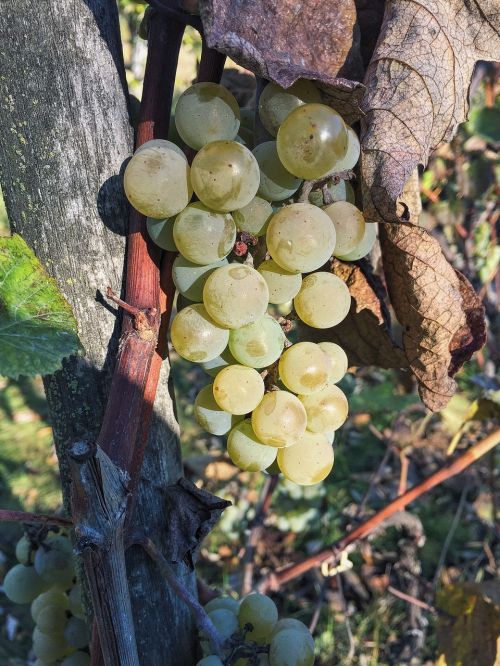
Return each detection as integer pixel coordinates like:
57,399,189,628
3,564,48,604
252,141,301,202
257,259,302,305
194,384,243,436
233,196,273,236
323,201,365,256
238,593,278,643
259,80,321,136
227,420,277,472
172,256,228,302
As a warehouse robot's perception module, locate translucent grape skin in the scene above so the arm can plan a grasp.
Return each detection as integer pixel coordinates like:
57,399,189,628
172,256,228,302
3,564,48,604
174,82,240,150
278,342,332,395
252,141,302,202
258,80,322,136
203,264,269,329
146,217,177,251
201,347,237,377
227,420,277,472
233,196,273,237
299,383,349,432
329,125,360,173
173,203,236,265
277,431,334,486
336,222,377,261
251,390,307,448
32,590,70,623
323,201,365,256
277,103,348,180
194,384,242,436
33,627,69,662
317,342,348,384
269,628,315,666
191,141,260,212
238,593,278,643
294,272,351,329
213,365,265,415
124,140,192,219
204,595,240,615
266,203,336,273
229,314,285,368
36,603,68,636
257,259,302,305
170,304,229,363
15,535,34,565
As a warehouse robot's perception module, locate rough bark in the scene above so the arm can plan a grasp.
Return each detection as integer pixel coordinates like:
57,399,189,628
0,2,196,663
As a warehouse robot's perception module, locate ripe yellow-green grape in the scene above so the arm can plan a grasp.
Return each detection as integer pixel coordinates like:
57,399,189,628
233,196,273,236
203,264,269,329
277,431,334,486
3,564,48,604
336,222,377,261
204,595,240,615
238,593,278,643
190,140,260,212
229,314,285,368
170,304,229,363
308,179,347,207
251,390,307,448
124,140,192,219
269,627,315,665
173,203,236,265
194,384,243,436
32,627,69,662
277,103,348,180
323,201,365,257
32,590,69,623
172,256,228,302
252,141,302,201
134,138,185,159
266,203,336,273
299,383,348,432
146,217,177,251
227,420,277,471
213,365,265,415
294,272,351,328
258,80,322,136
317,342,348,384
271,618,315,651
257,259,302,305
174,82,240,150
328,125,360,173
278,342,332,395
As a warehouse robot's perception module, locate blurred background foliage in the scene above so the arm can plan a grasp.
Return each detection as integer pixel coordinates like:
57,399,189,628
0,3,498,664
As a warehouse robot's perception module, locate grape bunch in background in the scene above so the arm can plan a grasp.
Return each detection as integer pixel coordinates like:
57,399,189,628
3,531,90,666
124,80,376,486
198,592,315,666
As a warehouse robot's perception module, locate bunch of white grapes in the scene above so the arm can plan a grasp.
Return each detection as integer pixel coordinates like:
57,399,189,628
2,532,90,665
124,80,377,487
198,592,315,666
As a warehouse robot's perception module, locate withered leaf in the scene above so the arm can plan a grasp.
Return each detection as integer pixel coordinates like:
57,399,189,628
361,0,500,225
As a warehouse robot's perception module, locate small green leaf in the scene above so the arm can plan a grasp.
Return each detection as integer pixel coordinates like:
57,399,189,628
0,234,82,378
468,106,500,143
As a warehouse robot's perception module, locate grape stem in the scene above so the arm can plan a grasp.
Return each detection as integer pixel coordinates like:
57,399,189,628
297,170,355,203
0,508,72,528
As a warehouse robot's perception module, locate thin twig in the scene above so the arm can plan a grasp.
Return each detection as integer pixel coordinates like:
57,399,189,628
387,586,436,614
432,483,469,589
0,508,72,528
398,451,409,496
337,573,355,662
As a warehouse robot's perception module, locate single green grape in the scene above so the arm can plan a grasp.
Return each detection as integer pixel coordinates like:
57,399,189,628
32,627,69,662
269,628,315,665
308,179,346,207
170,304,229,363
317,342,348,384
257,259,302,305
201,347,237,377
32,590,70,623
3,564,48,604
277,103,348,179
299,383,348,432
278,342,332,395
212,365,265,415
271,618,314,648
68,585,85,620
204,595,240,615
194,384,243,436
124,140,192,219
173,202,236,265
34,536,75,587
15,535,34,565
251,390,307,448
146,217,177,251
252,141,301,202
277,431,334,486
190,140,260,212
294,272,351,328
61,652,91,666
172,256,228,302
323,201,365,256
229,314,285,368
336,222,377,261
227,420,277,472
174,82,240,150
233,196,273,237
266,203,336,273
238,593,278,643
64,617,90,649
203,264,269,329
258,80,321,136
36,604,68,636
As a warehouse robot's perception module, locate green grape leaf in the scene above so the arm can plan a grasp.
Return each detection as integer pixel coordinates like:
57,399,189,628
0,234,82,378
468,106,500,144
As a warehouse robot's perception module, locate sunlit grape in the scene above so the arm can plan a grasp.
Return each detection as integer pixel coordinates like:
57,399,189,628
251,391,307,448
252,141,302,202
308,179,346,207
191,141,260,212
34,536,75,587
201,347,237,377
233,196,273,237
174,82,240,150
146,217,177,251
203,264,269,329
61,652,91,666
32,590,70,623
258,80,322,136
277,103,348,179
257,259,302,305
3,564,48,604
227,420,277,471
173,203,236,265
229,315,285,368
278,342,332,395
294,272,351,328
64,616,89,649
299,383,348,432
194,384,242,436
204,595,240,615
317,342,348,384
170,304,229,363
172,256,228,302
213,365,264,415
37,604,68,636
124,140,192,219
336,222,377,261
134,138,185,159
323,201,365,256
269,628,315,665
266,203,336,273
329,126,360,173
277,431,334,486
238,593,278,643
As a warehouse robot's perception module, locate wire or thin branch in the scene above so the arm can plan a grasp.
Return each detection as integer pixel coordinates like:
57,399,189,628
258,428,500,592
0,509,72,528
356,441,393,517
432,483,469,589
308,577,326,635
337,573,355,662
398,450,409,496
387,586,436,614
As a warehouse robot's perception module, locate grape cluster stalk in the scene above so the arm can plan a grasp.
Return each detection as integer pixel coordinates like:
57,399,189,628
123,80,377,490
